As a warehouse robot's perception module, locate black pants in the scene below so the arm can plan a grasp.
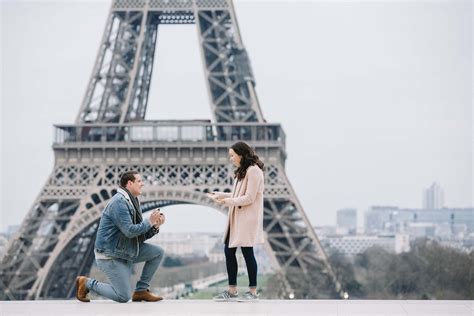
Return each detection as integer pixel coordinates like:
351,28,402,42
224,234,258,288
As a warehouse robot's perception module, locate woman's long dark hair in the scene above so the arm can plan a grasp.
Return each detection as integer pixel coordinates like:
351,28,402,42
231,142,264,180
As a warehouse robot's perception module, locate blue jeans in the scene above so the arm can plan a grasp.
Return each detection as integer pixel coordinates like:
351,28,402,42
87,243,164,303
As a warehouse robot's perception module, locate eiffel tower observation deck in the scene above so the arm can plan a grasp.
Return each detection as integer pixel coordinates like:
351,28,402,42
0,0,343,300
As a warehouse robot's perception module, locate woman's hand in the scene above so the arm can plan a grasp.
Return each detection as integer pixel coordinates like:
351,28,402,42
207,192,227,205
206,192,217,200
215,198,226,205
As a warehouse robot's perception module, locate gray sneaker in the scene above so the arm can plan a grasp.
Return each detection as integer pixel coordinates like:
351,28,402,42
213,290,239,302
237,291,259,302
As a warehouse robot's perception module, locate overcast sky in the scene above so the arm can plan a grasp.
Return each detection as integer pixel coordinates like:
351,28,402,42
1,0,472,233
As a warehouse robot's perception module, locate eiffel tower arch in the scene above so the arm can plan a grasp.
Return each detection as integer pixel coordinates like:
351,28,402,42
0,0,343,300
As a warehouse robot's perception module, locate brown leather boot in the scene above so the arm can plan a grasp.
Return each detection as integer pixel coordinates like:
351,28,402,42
75,276,90,302
132,289,163,302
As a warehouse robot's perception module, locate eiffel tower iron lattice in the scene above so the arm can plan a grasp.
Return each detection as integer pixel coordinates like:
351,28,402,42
0,0,343,300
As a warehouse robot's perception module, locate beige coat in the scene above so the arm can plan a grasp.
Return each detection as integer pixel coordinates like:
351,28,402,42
214,165,265,248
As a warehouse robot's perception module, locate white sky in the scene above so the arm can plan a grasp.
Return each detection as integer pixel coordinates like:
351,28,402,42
1,0,472,233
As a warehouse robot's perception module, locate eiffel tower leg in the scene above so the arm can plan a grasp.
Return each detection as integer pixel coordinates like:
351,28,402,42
0,164,105,299
0,184,82,299
77,7,158,124
264,164,343,298
195,6,263,123
26,166,115,299
35,221,98,299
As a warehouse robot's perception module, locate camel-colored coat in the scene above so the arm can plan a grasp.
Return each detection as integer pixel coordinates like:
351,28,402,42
214,165,265,248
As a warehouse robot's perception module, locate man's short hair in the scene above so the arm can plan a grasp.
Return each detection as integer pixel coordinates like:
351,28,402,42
120,170,139,187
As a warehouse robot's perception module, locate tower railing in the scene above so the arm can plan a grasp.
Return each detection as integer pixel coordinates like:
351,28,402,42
53,121,285,147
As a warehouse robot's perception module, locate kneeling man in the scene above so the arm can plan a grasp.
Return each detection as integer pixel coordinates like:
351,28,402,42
76,170,165,303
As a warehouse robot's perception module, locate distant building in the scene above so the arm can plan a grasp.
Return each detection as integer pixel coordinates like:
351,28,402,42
207,242,274,273
423,182,444,209
406,222,436,238
5,225,20,240
148,232,221,257
364,206,474,236
336,208,357,235
208,243,234,264
394,234,411,253
320,234,410,257
148,232,274,273
437,235,474,253
314,226,337,236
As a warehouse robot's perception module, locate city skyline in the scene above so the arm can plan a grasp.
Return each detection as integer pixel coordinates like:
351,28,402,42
1,0,472,233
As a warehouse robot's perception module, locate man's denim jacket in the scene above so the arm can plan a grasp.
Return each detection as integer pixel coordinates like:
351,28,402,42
94,188,158,261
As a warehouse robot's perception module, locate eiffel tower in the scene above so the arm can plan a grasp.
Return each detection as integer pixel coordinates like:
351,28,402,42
0,0,343,300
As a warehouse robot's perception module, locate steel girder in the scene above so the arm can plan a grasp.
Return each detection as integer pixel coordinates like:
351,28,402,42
76,0,263,124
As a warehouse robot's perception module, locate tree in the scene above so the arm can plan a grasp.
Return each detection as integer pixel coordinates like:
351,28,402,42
353,239,474,299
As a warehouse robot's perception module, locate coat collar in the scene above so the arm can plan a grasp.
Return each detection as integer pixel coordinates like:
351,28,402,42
117,187,133,207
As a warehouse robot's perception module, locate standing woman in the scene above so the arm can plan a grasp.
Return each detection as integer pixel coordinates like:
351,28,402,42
207,141,265,302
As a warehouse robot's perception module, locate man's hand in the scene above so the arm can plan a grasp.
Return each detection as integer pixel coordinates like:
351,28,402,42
159,213,166,226
149,209,162,227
